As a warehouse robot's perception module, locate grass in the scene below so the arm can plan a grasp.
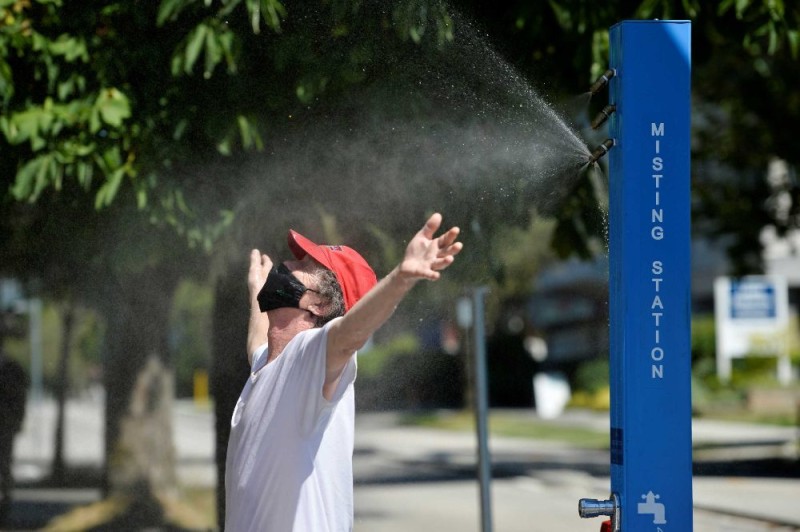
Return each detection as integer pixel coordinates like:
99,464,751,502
400,410,610,449
695,409,799,427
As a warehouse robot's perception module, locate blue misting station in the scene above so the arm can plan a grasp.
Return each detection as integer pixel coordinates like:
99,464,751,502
579,20,694,531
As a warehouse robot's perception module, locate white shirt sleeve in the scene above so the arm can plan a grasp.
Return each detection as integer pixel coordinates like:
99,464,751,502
250,342,269,371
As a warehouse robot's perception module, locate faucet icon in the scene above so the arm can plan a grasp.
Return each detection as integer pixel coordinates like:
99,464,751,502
637,491,667,524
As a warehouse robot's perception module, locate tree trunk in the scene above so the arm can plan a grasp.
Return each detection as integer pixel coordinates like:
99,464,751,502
51,303,74,482
103,267,179,503
211,264,249,530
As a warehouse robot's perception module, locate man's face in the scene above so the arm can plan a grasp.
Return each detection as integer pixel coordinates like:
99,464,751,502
282,256,324,314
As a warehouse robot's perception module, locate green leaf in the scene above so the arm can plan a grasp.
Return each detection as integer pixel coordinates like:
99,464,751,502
5,108,44,145
247,0,261,33
547,1,572,30
95,146,122,172
262,0,286,32
184,23,208,74
95,167,125,209
217,135,232,155
204,27,222,77
634,0,662,19
95,88,131,127
236,115,263,150
171,52,183,76
12,157,44,200
768,22,778,54
173,119,188,140
89,105,101,134
76,160,94,188
48,35,89,62
237,115,252,148
31,132,47,151
787,29,799,59
717,0,735,15
158,0,194,26
681,0,699,18
769,0,785,19
735,0,750,19
217,30,237,73
0,57,13,103
12,152,57,202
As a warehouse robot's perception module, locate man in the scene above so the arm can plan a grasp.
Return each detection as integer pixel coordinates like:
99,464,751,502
225,213,462,531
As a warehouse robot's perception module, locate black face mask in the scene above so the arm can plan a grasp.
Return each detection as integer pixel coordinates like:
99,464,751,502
257,264,315,313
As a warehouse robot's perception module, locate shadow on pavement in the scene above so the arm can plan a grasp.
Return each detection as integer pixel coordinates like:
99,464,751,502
1,465,103,531
694,456,800,478
354,439,799,487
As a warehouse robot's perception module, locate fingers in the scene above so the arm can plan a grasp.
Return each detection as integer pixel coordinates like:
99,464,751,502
437,227,461,252
420,213,443,239
431,254,456,271
261,253,273,271
250,249,273,267
249,250,272,293
441,241,463,258
401,214,462,281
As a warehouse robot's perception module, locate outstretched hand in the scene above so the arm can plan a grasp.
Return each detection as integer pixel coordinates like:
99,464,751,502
398,213,463,281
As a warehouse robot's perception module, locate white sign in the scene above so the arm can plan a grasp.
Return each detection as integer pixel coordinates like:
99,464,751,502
714,275,792,384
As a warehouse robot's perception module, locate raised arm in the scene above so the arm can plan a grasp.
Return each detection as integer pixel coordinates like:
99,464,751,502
324,213,462,396
247,249,272,365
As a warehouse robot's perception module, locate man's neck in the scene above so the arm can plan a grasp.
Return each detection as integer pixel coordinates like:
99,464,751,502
266,309,314,362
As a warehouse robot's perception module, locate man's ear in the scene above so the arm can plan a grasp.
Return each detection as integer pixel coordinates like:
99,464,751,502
306,300,327,318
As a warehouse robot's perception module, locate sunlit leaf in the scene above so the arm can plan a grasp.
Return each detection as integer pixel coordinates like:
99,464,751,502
262,0,286,32
787,29,799,59
717,0,735,16
12,152,57,202
735,0,750,19
158,0,194,26
204,26,223,77
95,167,125,208
184,23,208,74
217,135,232,155
76,160,94,188
95,88,131,127
0,58,13,103
246,0,261,33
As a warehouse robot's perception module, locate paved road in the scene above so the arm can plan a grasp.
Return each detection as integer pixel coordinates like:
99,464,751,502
4,398,799,531
352,412,800,532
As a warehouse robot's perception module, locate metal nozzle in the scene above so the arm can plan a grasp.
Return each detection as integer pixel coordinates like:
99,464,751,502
588,138,615,165
578,493,620,532
589,68,616,96
591,104,616,130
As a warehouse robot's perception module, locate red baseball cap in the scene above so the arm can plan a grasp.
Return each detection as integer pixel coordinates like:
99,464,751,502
287,230,378,312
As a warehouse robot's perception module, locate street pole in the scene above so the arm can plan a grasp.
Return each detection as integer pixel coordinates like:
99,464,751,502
471,287,493,532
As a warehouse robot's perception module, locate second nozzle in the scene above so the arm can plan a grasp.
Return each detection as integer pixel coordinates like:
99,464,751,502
588,139,616,165
591,104,616,130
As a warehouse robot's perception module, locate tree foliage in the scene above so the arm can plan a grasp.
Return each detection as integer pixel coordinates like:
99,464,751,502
3,0,798,269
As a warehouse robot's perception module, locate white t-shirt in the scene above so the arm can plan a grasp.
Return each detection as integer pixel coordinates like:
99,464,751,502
225,319,357,532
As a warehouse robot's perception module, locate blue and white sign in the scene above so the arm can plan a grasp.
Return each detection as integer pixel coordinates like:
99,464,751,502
729,279,778,320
